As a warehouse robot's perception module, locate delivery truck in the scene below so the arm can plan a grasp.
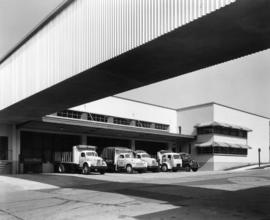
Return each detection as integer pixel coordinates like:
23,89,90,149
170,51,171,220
54,145,107,174
134,150,160,172
101,147,147,173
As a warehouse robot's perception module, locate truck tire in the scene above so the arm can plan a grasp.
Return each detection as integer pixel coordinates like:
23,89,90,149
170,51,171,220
99,170,105,175
82,163,90,175
126,165,133,174
57,164,65,173
192,167,198,172
161,164,168,172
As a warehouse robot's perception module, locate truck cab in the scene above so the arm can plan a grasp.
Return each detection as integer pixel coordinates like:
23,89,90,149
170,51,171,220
157,150,182,172
101,147,147,173
179,152,199,172
79,149,107,174
134,150,159,172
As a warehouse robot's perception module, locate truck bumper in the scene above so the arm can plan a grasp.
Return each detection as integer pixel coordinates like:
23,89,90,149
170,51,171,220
90,166,107,172
133,167,147,172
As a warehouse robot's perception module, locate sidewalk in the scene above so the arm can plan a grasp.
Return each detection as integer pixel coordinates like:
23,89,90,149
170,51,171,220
229,163,270,172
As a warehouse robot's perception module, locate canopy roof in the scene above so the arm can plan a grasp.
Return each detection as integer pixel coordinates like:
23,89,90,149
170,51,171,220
195,140,252,149
194,121,252,132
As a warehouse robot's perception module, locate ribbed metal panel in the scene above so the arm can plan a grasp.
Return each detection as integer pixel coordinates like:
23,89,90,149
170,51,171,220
0,0,236,110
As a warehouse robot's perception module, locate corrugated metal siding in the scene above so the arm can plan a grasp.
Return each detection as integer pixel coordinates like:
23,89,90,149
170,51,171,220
0,0,236,110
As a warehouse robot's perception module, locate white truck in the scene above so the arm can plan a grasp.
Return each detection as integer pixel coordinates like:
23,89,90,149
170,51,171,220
134,150,159,172
54,145,107,174
101,147,147,173
157,150,183,172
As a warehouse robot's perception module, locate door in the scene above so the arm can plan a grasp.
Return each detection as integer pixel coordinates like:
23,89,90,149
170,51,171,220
79,152,86,167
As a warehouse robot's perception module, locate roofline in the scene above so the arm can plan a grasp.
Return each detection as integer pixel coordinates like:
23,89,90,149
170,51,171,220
177,102,270,120
113,95,177,111
0,0,74,65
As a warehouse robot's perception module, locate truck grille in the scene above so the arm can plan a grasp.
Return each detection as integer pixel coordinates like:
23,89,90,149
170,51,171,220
136,163,144,167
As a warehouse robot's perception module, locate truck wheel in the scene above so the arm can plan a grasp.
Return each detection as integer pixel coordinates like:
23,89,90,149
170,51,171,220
161,164,168,172
126,165,133,174
57,164,65,173
99,170,105,175
192,167,198,172
82,164,90,175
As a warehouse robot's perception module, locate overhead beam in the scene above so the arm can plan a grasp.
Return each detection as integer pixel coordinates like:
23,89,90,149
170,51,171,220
0,0,269,123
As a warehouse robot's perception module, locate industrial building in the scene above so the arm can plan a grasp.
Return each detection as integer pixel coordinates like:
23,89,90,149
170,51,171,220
0,0,269,174
0,96,269,173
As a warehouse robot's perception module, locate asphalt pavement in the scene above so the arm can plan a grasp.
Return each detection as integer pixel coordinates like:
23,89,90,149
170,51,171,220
0,170,270,220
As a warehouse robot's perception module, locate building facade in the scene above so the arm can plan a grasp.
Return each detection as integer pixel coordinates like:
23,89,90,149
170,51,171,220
0,97,269,173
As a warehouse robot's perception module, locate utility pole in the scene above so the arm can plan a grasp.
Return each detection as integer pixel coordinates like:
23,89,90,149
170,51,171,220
258,148,261,167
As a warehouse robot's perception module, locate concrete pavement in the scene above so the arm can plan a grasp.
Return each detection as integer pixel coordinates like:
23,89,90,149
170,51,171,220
0,170,270,219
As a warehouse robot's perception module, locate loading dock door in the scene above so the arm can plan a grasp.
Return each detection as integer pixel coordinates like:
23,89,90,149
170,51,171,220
21,131,80,173
135,141,168,158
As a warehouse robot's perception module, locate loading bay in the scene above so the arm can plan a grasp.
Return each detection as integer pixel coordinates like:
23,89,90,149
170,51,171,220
0,169,270,220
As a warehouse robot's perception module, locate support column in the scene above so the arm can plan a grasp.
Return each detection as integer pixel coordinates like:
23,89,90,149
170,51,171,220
131,139,136,151
81,134,87,145
11,125,20,174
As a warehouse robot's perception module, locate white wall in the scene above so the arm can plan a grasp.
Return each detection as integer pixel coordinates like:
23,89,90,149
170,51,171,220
72,97,178,133
177,104,213,135
214,104,270,164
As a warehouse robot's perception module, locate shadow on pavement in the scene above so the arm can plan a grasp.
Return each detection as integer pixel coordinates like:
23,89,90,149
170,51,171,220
6,173,270,220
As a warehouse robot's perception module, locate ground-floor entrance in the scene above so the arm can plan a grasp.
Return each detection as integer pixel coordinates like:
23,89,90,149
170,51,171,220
21,131,81,173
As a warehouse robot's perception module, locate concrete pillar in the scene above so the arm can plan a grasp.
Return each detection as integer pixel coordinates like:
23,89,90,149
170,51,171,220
131,139,136,151
81,134,87,145
168,142,173,151
11,125,20,174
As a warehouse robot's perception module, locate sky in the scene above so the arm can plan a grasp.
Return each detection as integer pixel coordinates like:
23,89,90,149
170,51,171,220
0,0,64,60
0,0,269,118
118,48,270,118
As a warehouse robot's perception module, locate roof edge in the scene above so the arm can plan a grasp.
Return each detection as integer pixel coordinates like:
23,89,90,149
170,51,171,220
0,0,74,65
177,102,270,120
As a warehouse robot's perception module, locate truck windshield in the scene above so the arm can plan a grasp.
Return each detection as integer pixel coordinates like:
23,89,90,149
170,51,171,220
173,154,180,159
86,152,97,157
141,153,150,158
125,153,133,158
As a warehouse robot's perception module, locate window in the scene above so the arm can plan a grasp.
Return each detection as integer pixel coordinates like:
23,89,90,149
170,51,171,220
173,154,180,159
57,110,82,119
168,155,172,159
0,137,8,160
197,147,247,155
197,126,248,138
81,152,85,157
113,117,131,125
155,123,169,131
88,113,108,122
136,120,151,128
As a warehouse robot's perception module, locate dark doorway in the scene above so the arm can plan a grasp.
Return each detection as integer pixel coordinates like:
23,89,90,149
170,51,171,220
87,136,131,155
135,141,168,158
21,131,80,173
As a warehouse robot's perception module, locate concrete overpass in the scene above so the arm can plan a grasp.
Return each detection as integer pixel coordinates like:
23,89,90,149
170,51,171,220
0,0,270,123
